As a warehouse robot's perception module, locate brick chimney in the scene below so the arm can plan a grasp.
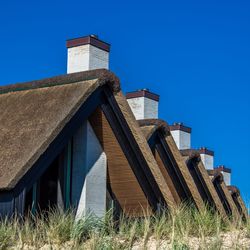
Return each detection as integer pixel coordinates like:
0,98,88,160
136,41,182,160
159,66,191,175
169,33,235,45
215,165,231,186
169,123,191,150
199,147,214,170
66,35,110,73
126,89,159,120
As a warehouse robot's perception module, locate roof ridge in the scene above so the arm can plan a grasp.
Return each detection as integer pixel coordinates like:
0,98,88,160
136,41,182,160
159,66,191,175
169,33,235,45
0,69,120,95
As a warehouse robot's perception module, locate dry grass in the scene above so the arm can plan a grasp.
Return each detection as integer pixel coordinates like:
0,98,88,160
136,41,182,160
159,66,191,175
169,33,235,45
0,204,249,250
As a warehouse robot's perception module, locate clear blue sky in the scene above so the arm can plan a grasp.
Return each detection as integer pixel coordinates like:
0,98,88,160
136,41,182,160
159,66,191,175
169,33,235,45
0,1,249,203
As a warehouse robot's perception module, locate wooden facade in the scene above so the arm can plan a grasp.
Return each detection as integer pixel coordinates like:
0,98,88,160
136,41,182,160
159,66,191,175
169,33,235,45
90,108,151,215
182,152,228,218
0,70,168,218
227,186,248,220
210,174,240,218
139,120,204,210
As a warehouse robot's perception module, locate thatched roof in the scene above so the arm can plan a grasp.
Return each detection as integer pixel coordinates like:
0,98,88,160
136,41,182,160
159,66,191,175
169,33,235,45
138,119,205,210
0,69,177,210
138,119,169,140
0,69,120,190
228,185,240,195
180,149,228,218
114,99,176,207
180,149,201,162
228,186,248,219
205,162,240,218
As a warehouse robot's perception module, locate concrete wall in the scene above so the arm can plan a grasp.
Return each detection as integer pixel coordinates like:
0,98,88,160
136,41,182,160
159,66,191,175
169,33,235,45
200,154,214,170
221,171,231,186
170,130,191,150
127,97,158,120
71,120,107,219
67,44,109,73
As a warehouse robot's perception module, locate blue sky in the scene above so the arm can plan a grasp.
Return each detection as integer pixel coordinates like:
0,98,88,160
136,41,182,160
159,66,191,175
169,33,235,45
0,0,249,203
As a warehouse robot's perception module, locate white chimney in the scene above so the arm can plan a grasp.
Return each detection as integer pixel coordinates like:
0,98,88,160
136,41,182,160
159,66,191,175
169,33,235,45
215,165,231,186
66,35,110,73
199,147,214,170
169,123,191,150
126,89,159,120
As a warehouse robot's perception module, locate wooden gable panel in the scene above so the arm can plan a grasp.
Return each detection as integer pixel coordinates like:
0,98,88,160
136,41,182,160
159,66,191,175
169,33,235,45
155,150,181,204
89,107,151,216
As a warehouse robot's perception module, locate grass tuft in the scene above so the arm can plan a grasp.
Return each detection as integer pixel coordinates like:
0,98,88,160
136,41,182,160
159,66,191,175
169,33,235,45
0,218,13,250
0,203,248,249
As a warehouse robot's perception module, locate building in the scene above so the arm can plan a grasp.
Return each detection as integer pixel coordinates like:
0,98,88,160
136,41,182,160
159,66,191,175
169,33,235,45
180,149,227,218
0,35,247,219
137,118,204,210
208,170,240,218
228,186,248,220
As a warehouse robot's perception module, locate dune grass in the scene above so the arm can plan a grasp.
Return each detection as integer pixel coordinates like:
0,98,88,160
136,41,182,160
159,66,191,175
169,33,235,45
0,204,248,250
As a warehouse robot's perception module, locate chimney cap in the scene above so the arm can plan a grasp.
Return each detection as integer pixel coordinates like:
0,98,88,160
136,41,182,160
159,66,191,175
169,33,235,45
215,165,231,173
90,34,99,39
66,35,110,52
126,89,159,102
169,123,191,133
198,147,214,156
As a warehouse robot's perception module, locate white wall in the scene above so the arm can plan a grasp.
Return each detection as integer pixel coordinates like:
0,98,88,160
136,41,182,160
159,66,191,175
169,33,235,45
144,97,159,119
67,44,109,73
200,154,214,170
71,120,107,219
89,45,109,70
221,171,231,186
170,130,191,150
127,97,158,120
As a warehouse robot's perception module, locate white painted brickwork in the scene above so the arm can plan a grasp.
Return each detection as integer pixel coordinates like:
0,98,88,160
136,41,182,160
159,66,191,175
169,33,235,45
67,44,109,73
200,153,214,170
127,97,158,120
221,171,231,186
144,97,159,119
170,130,191,150
71,120,107,219
89,45,109,70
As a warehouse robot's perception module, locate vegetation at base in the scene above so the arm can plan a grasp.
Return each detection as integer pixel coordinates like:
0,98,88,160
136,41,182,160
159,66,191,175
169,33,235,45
0,204,249,250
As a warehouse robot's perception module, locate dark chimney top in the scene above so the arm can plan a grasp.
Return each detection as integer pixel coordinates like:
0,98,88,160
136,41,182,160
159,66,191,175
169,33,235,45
66,35,110,52
169,123,192,133
215,165,231,173
198,147,214,156
126,89,160,102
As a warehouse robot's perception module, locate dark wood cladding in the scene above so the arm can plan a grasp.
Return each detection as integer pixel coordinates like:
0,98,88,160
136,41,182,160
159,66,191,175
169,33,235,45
126,90,160,101
169,123,191,133
228,186,248,219
66,35,110,52
154,150,181,204
101,88,167,209
187,158,215,209
231,193,243,217
154,132,193,204
89,107,151,216
213,178,232,216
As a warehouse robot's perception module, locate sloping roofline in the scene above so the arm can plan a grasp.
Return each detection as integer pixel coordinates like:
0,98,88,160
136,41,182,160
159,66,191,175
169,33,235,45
0,69,120,190
0,69,120,95
139,118,205,210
